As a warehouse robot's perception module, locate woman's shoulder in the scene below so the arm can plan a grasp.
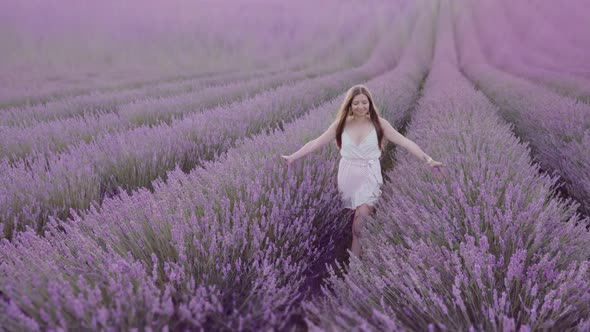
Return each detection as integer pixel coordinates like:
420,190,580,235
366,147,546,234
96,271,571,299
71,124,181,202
377,116,392,127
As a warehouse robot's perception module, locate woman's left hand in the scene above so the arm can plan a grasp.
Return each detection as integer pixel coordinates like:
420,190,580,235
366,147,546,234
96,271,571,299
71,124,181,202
427,159,445,178
427,159,444,169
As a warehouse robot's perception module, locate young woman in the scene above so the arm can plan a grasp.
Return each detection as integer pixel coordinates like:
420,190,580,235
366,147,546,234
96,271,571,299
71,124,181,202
281,85,444,258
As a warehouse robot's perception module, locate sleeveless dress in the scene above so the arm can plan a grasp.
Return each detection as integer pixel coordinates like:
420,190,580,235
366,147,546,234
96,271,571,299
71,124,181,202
338,126,383,209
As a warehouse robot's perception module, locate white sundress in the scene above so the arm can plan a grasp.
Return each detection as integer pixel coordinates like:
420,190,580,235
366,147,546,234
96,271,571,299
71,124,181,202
338,126,383,210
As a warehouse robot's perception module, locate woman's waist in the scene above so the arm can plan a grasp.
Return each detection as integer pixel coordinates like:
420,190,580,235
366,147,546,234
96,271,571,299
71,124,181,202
340,156,380,166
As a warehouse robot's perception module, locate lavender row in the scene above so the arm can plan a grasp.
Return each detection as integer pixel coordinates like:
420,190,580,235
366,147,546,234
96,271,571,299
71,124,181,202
0,44,338,113
117,61,354,128
0,64,300,127
1,31,379,129
497,65,590,104
487,0,590,102
0,23,378,131
0,4,339,110
0,0,397,109
0,67,234,110
456,9,590,217
466,0,590,103
0,61,350,162
0,3,388,117
494,0,590,73
0,19,407,240
468,0,589,78
0,6,431,328
303,2,590,330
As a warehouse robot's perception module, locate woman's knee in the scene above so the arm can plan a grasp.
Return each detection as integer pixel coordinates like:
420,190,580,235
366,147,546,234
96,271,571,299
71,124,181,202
354,204,372,218
352,217,363,238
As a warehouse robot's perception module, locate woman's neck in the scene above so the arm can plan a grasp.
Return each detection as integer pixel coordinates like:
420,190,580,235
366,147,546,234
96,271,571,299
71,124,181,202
349,115,371,124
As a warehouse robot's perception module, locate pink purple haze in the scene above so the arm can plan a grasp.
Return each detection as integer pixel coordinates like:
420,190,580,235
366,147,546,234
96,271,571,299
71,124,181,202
1,0,589,330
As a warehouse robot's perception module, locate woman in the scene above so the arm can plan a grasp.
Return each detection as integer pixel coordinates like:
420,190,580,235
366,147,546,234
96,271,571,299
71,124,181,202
281,85,444,258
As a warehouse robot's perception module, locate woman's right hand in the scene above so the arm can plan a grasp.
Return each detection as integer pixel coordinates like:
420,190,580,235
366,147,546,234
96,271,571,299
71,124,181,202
281,155,294,166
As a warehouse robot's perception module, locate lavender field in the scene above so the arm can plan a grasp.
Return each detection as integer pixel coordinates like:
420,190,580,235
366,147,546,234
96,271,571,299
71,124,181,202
1,0,589,330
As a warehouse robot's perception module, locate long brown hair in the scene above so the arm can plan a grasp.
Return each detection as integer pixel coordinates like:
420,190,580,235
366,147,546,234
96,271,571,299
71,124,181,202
335,85,384,151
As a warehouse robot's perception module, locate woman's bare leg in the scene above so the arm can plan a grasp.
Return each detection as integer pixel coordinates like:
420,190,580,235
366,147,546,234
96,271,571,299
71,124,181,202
351,203,375,258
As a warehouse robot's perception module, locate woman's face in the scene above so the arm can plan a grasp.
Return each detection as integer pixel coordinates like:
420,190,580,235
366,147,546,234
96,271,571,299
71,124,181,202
350,93,370,117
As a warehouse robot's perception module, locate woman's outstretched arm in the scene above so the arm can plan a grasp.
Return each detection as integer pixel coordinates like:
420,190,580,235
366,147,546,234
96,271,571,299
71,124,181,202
378,117,444,168
281,120,338,165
